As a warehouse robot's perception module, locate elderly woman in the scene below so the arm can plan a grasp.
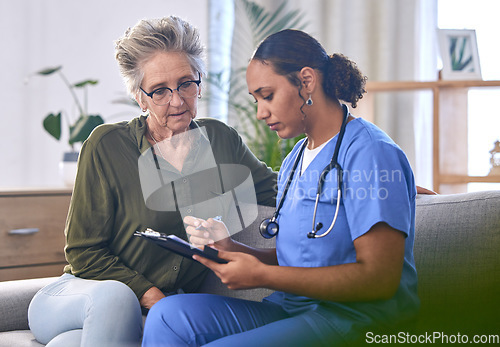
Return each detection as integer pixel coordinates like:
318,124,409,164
27,16,276,347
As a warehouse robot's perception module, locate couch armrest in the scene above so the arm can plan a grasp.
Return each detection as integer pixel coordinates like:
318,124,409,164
0,277,58,332
414,190,500,333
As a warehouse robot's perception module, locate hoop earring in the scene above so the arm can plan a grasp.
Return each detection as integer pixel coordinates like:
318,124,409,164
306,94,313,106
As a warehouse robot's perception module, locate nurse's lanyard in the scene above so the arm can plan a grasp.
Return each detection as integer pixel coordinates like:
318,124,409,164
259,104,349,239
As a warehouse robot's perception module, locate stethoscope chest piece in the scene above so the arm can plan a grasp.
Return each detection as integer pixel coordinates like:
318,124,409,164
259,218,279,239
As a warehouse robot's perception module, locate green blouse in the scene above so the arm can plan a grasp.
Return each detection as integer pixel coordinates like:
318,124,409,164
63,116,276,299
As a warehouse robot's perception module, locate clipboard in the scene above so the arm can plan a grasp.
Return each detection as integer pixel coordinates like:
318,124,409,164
134,228,227,264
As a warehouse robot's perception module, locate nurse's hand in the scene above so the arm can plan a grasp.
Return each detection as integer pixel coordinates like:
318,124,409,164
184,216,234,251
193,251,266,290
416,185,437,195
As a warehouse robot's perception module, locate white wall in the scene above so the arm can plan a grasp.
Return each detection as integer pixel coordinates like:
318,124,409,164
0,0,208,188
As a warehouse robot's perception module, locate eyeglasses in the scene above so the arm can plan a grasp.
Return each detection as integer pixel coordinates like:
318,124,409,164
140,73,201,106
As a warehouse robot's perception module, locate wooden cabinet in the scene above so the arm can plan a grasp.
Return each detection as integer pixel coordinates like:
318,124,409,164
0,188,72,281
357,80,500,193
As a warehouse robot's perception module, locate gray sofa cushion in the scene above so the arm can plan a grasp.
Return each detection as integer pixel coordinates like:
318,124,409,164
414,190,500,333
0,277,58,332
0,331,44,347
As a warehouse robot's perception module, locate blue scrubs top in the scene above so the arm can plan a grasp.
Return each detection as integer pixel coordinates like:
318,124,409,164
264,118,419,328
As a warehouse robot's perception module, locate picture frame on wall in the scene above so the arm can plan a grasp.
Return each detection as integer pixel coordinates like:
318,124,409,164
437,29,482,80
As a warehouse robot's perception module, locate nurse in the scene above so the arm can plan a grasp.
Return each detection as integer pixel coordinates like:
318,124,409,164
142,29,419,346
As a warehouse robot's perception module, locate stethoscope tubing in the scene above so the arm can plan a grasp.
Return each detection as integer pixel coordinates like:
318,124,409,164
309,188,342,238
269,104,350,239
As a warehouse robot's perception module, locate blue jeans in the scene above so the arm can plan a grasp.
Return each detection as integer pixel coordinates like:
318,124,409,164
142,293,355,347
28,273,143,347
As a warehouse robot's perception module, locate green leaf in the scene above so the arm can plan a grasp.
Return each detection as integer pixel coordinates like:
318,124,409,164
42,112,62,140
73,79,99,88
37,66,62,75
206,0,308,169
69,114,104,145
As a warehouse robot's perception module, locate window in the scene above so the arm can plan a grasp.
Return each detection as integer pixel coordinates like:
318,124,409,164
438,0,500,191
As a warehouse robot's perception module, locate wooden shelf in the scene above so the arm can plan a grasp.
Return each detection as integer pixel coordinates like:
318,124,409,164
0,187,72,197
361,80,500,193
440,175,500,184
366,79,500,91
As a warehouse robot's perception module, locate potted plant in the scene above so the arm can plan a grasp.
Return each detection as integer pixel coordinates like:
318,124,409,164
33,66,104,185
207,0,307,170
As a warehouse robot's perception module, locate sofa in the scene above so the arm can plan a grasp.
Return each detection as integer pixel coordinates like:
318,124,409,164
1,190,499,346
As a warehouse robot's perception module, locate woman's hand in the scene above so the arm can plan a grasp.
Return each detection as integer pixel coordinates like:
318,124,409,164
193,251,268,290
140,286,165,309
183,216,234,251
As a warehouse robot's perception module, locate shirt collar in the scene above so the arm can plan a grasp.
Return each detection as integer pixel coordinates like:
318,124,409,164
135,115,209,153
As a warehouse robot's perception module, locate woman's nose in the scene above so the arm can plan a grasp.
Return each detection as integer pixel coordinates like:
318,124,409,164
256,103,270,120
169,90,184,107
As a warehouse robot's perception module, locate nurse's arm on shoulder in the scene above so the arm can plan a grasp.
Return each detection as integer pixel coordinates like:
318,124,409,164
194,221,405,302
184,216,278,266
416,185,437,195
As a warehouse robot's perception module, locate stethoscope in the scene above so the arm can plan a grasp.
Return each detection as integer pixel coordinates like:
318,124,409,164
259,104,349,239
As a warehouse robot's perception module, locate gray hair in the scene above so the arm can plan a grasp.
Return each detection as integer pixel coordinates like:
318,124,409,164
114,16,206,96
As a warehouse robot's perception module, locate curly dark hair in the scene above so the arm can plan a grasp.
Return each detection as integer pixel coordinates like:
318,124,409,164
251,29,367,108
